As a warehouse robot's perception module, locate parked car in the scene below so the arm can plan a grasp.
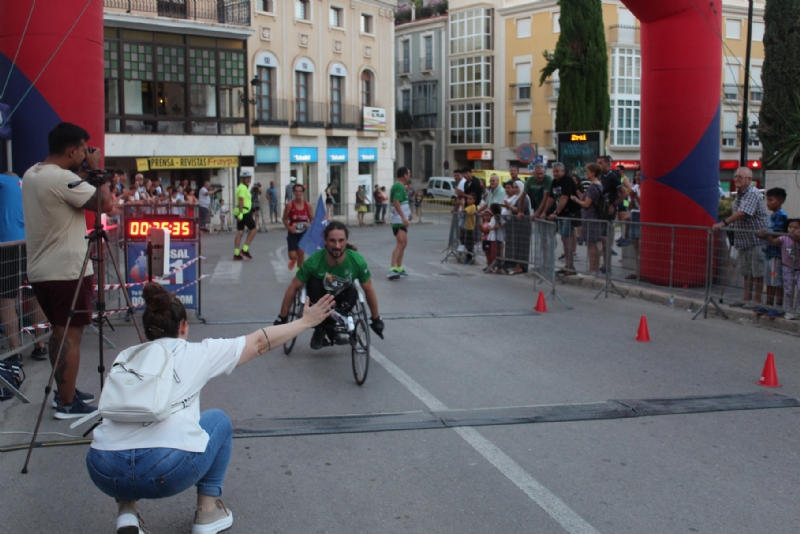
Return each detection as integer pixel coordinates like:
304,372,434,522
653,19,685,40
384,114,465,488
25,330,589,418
426,177,457,199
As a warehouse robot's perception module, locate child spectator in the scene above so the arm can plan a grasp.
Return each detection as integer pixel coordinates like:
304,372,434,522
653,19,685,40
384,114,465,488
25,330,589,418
463,193,478,264
219,199,231,233
490,203,505,273
761,218,800,317
759,188,789,311
480,210,494,270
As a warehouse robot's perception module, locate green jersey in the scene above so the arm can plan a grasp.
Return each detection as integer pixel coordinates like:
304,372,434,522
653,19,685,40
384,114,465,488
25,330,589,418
296,248,371,294
234,183,252,216
390,181,410,227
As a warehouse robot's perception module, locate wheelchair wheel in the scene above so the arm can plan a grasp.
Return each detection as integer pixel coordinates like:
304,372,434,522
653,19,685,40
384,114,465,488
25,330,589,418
283,293,303,355
350,313,370,386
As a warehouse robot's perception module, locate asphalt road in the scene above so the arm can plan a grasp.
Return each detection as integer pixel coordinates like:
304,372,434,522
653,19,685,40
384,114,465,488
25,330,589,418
1,220,799,534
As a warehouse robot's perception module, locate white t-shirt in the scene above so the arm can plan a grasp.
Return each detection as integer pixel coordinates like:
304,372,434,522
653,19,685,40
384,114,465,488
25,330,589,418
91,336,245,453
199,187,211,208
21,164,96,281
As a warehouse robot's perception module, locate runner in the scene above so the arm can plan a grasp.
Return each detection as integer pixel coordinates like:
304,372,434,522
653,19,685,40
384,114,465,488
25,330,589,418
274,221,384,350
282,183,314,271
388,167,412,280
233,171,257,261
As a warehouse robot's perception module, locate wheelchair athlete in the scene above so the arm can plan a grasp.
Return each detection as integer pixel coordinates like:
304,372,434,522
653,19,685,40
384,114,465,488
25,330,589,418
275,221,384,349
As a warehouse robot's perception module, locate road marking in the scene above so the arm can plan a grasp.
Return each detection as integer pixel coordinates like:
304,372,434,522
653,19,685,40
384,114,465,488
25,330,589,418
211,261,242,283
370,347,601,534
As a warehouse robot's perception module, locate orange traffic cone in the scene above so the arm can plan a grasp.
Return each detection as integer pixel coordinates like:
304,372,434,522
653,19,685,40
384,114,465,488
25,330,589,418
758,353,781,387
534,291,547,313
635,316,650,342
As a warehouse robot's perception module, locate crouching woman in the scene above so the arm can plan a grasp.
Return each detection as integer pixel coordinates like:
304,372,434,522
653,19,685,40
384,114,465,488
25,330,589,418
86,282,334,534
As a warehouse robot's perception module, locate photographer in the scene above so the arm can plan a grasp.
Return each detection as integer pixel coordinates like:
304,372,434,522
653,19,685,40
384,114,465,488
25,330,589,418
21,122,113,419
198,180,220,233
86,283,334,534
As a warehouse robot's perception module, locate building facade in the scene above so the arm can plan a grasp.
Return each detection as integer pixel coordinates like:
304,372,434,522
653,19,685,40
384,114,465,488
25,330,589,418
249,0,396,209
102,0,255,202
394,10,448,183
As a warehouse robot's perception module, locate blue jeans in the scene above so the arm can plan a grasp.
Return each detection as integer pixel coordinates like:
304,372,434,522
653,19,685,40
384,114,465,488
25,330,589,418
86,409,233,501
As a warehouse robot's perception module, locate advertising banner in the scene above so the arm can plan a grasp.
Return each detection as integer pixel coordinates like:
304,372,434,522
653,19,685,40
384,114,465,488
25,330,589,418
127,242,199,309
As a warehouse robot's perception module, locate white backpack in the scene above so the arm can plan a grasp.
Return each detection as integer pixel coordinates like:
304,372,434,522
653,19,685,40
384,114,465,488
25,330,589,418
98,340,196,424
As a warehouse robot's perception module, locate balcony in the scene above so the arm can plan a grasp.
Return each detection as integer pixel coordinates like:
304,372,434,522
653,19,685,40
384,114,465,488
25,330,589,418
608,24,640,45
723,83,742,102
395,0,448,25
721,130,738,148
396,110,413,131
328,104,359,130
749,86,763,102
413,113,437,129
397,59,411,77
508,130,532,148
292,101,326,129
509,83,531,102
254,98,289,127
103,0,251,27
418,55,434,73
544,79,560,101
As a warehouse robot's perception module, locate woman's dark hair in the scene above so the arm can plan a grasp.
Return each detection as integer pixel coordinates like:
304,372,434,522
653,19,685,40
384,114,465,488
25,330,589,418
142,282,187,340
323,220,358,251
293,184,305,192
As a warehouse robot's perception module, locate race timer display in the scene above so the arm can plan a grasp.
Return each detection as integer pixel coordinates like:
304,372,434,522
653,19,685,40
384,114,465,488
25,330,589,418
125,217,196,240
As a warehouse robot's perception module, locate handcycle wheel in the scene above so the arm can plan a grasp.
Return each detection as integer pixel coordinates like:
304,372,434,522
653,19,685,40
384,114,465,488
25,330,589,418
283,293,303,355
350,307,370,385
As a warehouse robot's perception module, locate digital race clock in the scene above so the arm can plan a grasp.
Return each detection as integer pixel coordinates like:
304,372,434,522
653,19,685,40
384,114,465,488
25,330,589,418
125,217,196,241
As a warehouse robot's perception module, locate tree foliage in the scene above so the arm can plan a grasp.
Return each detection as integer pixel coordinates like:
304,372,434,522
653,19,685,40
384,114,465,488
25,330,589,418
539,0,610,135
759,0,800,170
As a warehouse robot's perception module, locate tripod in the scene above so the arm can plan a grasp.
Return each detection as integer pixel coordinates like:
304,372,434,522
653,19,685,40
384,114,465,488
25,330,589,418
22,172,144,473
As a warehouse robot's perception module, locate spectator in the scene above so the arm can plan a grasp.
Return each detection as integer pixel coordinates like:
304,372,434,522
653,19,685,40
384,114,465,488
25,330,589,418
760,219,800,317
325,182,335,214
757,187,789,312
597,155,629,273
198,180,219,233
480,209,494,270
285,176,297,204
251,182,265,232
503,180,530,275
571,162,604,275
615,164,634,246
462,168,484,204
712,167,768,305
463,193,478,264
219,199,231,233
528,164,556,275
452,195,465,249
135,174,148,199
453,169,464,199
480,173,506,213
626,168,642,279
266,181,279,223
355,185,368,227
373,185,382,225
414,190,423,222
545,162,581,274
112,169,125,196
378,186,389,225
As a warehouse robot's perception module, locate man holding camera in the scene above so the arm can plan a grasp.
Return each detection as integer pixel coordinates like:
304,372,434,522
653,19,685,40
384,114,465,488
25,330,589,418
198,180,220,233
22,122,114,419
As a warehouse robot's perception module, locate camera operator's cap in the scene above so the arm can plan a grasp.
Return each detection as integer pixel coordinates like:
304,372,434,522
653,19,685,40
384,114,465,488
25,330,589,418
290,176,297,182
240,170,252,178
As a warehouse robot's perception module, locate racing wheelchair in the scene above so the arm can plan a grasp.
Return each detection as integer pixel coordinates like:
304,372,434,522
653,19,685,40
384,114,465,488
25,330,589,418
283,280,370,386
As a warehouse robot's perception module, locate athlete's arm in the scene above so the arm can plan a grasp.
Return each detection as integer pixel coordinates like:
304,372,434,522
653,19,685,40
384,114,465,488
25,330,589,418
282,203,294,233
237,192,244,219
279,276,304,317
361,278,379,319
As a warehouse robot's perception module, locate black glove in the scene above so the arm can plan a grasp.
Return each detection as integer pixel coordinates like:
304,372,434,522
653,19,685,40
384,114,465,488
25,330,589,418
370,317,384,339
273,315,288,326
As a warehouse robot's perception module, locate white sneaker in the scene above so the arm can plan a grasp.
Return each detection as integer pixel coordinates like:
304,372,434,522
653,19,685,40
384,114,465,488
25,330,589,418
116,512,149,534
192,499,234,534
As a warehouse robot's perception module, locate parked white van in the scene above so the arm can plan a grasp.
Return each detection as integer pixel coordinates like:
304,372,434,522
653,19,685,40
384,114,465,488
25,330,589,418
425,177,458,199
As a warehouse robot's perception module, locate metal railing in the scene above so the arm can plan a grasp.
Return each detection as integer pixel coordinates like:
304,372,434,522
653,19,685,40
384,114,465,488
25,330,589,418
397,59,411,76
292,101,326,128
508,83,531,101
254,98,290,127
103,0,251,26
328,104,360,129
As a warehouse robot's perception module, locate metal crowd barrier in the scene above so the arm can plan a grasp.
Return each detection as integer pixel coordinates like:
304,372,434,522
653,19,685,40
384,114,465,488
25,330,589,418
0,240,49,358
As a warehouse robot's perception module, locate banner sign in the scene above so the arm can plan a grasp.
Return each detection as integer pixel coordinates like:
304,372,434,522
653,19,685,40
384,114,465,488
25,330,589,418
146,156,239,170
362,107,387,131
127,242,199,309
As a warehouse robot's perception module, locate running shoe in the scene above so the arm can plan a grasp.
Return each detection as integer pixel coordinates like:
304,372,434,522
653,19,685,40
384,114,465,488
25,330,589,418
233,254,243,261
397,269,409,277
53,396,98,420
52,388,95,408
288,259,297,270
387,271,401,280
241,250,252,259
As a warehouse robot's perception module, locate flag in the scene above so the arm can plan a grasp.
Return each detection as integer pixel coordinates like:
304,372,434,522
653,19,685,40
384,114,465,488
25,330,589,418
0,103,11,141
298,195,328,255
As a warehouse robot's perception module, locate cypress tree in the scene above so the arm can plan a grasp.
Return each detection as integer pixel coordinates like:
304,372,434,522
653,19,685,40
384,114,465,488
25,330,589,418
759,0,800,170
539,0,610,135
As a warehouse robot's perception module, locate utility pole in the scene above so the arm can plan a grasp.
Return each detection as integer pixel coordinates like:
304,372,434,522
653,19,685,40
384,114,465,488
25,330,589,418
739,0,754,167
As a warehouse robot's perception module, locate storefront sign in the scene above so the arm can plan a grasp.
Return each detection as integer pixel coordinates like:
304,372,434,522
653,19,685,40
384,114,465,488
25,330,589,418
358,148,377,162
327,148,348,162
467,150,494,161
256,146,280,164
136,158,150,172
290,147,318,163
146,156,239,170
614,160,640,169
362,107,387,131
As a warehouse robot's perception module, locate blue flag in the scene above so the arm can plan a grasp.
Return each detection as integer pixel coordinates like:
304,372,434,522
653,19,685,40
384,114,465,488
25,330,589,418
298,195,328,255
0,103,11,141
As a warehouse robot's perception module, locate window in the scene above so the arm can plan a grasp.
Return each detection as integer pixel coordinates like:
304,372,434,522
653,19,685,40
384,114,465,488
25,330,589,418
450,102,492,145
617,8,635,44
296,0,310,21
330,75,343,124
752,22,764,42
449,8,493,55
361,70,372,107
423,35,433,71
259,0,273,13
722,111,738,147
750,65,763,102
724,64,740,100
412,81,438,127
609,48,641,146
726,18,741,40
401,89,411,112
515,111,531,144
361,13,373,34
330,6,343,28
514,62,531,100
256,66,274,122
517,17,531,39
401,40,410,74
295,71,310,122
449,56,492,99
553,12,560,33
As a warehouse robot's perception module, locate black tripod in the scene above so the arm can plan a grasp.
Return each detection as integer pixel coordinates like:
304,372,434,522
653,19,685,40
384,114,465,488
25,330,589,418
22,171,145,473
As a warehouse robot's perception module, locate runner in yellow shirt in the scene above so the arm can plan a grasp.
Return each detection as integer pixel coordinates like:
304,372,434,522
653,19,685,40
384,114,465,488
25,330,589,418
233,171,257,260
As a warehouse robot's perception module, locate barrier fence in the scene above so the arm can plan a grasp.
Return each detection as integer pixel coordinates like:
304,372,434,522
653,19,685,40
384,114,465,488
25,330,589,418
441,211,800,320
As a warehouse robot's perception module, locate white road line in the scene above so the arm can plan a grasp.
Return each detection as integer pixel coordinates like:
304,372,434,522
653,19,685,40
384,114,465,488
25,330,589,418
370,348,601,534
271,260,296,283
211,261,243,284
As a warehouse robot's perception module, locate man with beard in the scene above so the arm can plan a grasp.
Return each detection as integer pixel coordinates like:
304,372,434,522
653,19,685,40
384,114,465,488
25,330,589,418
273,221,384,350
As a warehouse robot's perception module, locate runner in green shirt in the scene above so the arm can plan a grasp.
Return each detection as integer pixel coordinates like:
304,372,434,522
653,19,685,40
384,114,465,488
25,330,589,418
233,171,258,260
275,221,384,350
388,167,412,280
